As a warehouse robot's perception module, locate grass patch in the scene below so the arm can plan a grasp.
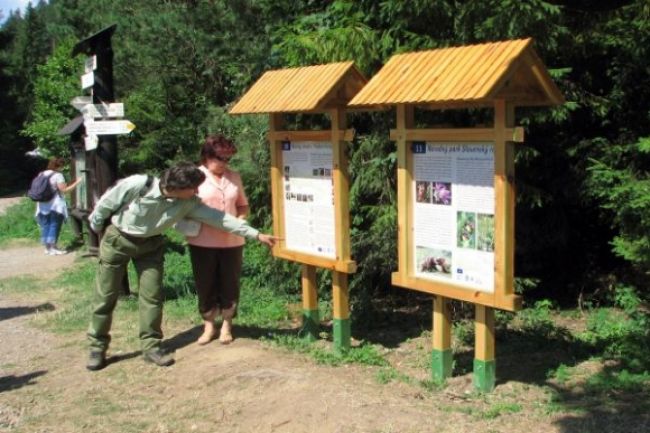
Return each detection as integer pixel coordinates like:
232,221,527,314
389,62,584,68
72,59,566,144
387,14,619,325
480,402,522,419
37,259,96,333
14,236,295,343
0,275,42,294
375,366,413,385
0,197,77,247
585,369,650,394
442,401,522,420
547,363,572,384
265,334,388,367
237,287,295,327
0,198,40,245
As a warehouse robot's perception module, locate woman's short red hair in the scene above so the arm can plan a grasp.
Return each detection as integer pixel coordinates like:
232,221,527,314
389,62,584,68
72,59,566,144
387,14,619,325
46,157,66,170
200,134,237,163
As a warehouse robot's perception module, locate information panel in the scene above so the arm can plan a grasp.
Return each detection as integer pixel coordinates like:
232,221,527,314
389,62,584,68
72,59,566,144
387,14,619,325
412,142,495,292
282,141,336,258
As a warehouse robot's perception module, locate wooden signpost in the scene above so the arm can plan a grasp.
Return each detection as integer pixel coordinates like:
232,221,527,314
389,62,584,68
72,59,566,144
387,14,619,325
71,96,92,110
349,38,564,391
81,71,94,90
82,103,125,118
84,119,135,135
230,62,367,350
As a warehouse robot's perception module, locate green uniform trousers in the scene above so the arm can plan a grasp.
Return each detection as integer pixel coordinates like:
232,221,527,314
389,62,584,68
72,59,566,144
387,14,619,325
87,225,166,352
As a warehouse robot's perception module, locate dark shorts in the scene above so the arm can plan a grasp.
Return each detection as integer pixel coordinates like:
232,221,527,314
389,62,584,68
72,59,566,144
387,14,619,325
188,244,243,317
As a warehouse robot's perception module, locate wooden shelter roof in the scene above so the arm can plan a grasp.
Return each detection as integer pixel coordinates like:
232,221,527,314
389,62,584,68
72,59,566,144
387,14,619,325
229,61,367,114
348,38,563,109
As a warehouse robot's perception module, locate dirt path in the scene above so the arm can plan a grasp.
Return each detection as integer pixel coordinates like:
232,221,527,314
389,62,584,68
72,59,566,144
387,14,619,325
0,279,460,433
2,198,645,433
1,197,456,432
0,196,77,278
0,195,23,215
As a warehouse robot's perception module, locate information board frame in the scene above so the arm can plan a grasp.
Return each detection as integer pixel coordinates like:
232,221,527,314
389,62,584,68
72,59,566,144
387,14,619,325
347,38,564,391
390,103,523,313
267,115,357,274
230,62,367,352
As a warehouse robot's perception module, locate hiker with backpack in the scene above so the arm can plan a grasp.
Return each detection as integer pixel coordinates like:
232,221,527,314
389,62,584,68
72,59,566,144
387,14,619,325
31,157,83,255
85,161,279,371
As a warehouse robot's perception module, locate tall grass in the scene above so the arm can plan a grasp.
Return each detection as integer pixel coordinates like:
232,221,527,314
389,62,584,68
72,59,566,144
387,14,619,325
0,198,41,245
0,203,294,336
0,197,76,247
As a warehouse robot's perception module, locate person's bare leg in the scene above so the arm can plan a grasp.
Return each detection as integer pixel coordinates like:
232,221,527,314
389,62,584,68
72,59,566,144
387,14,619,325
219,306,235,344
197,308,218,345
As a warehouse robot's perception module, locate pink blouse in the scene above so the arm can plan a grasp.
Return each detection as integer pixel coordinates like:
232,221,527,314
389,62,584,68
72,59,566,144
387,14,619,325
187,165,249,248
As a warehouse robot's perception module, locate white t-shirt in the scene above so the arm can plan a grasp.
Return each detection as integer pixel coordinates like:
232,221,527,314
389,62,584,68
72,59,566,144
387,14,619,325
35,170,68,218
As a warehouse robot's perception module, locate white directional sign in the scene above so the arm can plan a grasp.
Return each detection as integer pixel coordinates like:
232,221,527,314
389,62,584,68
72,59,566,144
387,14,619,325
71,96,92,110
82,103,124,119
84,120,136,135
81,72,94,89
84,134,98,151
84,56,97,74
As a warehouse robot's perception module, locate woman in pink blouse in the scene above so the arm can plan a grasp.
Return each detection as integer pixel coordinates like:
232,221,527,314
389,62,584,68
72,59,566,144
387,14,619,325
188,135,250,345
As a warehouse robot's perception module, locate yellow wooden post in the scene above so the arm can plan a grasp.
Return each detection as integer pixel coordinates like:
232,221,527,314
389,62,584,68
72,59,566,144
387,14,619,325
331,107,351,351
268,113,285,253
432,296,452,382
301,264,319,341
474,304,496,392
332,271,350,351
395,104,414,279
493,99,516,307
331,108,352,263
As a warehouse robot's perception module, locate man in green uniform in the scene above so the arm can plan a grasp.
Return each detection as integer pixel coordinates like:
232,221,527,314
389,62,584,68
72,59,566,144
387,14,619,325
86,162,277,370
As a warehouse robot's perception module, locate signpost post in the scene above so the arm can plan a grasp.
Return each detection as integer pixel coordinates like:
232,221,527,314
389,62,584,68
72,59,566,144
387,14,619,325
70,25,134,295
72,24,120,208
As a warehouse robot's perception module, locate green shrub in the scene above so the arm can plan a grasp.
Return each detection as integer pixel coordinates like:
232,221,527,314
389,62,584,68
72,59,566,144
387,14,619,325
578,286,650,372
0,198,41,245
0,197,76,247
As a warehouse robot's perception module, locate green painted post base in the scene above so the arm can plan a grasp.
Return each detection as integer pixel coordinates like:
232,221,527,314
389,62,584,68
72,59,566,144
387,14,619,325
431,349,453,383
333,318,351,352
473,359,496,393
301,309,319,342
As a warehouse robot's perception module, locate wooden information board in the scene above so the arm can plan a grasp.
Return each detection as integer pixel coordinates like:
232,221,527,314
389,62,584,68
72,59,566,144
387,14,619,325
349,38,564,391
231,62,367,350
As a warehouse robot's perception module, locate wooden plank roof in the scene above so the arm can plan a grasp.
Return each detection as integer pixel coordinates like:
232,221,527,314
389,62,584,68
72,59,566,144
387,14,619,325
229,61,367,114
348,38,564,109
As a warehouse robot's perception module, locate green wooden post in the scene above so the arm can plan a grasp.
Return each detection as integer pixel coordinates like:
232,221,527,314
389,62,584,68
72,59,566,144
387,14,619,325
301,264,319,341
431,296,453,382
332,271,350,352
474,305,496,392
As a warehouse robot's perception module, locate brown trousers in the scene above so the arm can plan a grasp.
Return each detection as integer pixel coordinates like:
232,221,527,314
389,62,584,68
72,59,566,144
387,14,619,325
188,244,243,318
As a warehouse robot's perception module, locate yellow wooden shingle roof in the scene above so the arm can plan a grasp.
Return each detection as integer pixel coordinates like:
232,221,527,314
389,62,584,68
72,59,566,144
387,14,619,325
348,38,563,108
229,61,367,114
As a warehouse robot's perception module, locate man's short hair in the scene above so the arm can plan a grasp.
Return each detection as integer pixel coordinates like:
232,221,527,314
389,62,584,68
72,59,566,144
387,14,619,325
159,162,205,191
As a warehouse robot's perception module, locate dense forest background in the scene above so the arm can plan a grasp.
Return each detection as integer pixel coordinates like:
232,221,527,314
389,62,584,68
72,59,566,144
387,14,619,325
1,0,649,316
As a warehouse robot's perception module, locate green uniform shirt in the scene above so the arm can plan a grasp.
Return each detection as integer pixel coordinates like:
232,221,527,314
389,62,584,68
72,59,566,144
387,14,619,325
88,174,260,239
